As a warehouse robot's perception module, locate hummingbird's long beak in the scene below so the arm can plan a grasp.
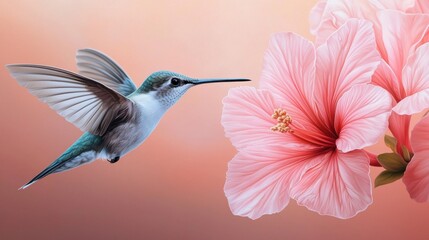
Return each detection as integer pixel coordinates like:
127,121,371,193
192,78,251,85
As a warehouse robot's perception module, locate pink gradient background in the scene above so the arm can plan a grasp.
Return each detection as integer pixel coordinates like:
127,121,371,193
1,1,428,239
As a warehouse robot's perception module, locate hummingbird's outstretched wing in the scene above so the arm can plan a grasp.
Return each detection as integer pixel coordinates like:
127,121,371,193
6,64,134,136
76,49,137,96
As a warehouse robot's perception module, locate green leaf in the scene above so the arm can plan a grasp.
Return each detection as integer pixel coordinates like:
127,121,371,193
375,171,404,188
384,135,397,153
377,153,407,172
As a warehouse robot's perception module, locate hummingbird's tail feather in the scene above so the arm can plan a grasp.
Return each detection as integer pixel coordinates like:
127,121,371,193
19,160,66,189
19,132,102,189
19,150,98,189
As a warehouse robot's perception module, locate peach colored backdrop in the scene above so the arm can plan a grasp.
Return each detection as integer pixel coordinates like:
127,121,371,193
1,1,428,239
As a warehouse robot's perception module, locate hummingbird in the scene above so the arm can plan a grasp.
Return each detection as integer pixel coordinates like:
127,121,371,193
6,48,250,189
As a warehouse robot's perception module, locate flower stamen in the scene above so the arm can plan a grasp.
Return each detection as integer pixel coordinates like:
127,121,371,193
271,108,293,133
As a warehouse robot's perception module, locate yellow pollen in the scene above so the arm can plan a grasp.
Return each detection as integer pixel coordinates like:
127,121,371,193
270,108,293,133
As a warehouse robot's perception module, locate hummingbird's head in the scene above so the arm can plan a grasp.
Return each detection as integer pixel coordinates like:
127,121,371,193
137,71,250,108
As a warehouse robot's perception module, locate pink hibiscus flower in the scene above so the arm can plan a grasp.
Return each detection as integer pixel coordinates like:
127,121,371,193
221,19,392,219
310,0,429,155
310,0,429,202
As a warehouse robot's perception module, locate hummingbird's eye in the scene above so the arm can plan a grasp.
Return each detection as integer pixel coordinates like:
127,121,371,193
170,77,181,87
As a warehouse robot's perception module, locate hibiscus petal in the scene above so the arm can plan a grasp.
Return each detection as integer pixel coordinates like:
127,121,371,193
259,32,316,111
225,145,321,219
290,150,372,219
403,152,429,202
393,89,429,115
388,112,412,153
315,19,380,121
392,43,429,115
416,25,429,50
371,59,402,102
310,0,376,46
377,10,429,78
403,43,429,96
371,0,415,12
335,84,392,152
403,115,429,202
222,87,301,150
408,0,429,13
309,0,327,35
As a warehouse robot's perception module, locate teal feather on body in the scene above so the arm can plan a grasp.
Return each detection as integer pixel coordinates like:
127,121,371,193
57,132,103,162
